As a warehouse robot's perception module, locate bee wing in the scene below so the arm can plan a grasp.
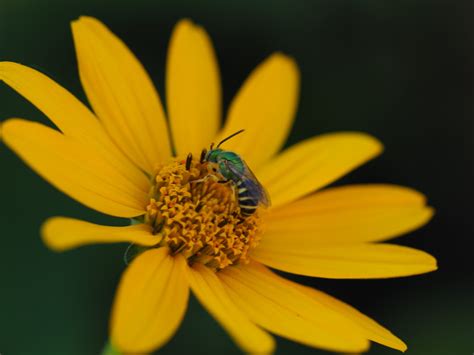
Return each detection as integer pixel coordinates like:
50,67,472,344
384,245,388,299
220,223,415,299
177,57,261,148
225,159,271,207
241,162,271,207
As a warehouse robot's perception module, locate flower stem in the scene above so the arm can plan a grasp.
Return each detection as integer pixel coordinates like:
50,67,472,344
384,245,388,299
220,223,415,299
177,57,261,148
101,341,121,355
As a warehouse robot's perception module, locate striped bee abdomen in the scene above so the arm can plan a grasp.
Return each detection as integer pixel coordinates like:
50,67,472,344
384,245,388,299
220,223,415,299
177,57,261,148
235,180,259,216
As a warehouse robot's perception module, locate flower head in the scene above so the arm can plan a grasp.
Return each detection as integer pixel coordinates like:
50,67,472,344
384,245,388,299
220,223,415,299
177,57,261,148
0,17,436,354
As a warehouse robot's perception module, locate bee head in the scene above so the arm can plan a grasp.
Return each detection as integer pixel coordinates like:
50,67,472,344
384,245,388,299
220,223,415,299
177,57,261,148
206,162,220,175
204,148,222,163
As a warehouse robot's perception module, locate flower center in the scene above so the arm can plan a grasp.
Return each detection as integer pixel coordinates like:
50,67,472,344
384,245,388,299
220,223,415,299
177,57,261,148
144,156,262,270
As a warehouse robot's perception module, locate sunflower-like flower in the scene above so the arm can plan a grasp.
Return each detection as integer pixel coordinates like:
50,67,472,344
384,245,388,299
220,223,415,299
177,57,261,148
0,17,436,354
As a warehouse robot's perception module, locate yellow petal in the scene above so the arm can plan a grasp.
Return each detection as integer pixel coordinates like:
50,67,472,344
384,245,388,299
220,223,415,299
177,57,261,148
258,132,383,207
262,184,434,246
187,263,275,354
0,61,149,191
41,217,161,251
72,16,172,172
252,243,437,279
216,53,299,169
166,19,221,157
111,248,189,353
2,119,147,217
219,261,369,353
293,282,407,352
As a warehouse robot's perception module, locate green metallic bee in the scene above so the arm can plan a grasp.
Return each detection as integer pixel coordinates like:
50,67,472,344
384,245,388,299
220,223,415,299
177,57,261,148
187,130,270,216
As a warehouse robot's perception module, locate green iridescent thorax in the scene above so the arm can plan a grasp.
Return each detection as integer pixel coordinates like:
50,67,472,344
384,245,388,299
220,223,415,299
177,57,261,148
205,149,244,181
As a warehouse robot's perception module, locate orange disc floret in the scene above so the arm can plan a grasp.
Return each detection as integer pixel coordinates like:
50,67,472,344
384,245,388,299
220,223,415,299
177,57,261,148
145,158,262,270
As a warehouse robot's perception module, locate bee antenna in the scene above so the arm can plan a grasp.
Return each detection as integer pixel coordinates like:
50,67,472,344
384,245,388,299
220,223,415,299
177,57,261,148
216,129,245,148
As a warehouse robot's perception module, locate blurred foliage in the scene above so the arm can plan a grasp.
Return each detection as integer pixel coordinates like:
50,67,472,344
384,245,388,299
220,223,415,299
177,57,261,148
1,0,473,354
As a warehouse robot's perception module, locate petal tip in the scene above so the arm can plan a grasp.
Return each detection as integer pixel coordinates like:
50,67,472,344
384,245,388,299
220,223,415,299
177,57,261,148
40,217,64,252
269,52,300,78
334,131,384,156
385,333,407,352
366,133,384,155
174,18,195,32
273,51,297,62
0,61,20,77
0,118,19,141
173,18,209,39
426,206,435,218
417,251,438,274
71,16,106,33
354,132,385,160
417,206,435,230
74,15,100,24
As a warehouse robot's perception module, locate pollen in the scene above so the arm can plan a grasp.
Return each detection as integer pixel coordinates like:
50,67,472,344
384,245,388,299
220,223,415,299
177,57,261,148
144,157,262,270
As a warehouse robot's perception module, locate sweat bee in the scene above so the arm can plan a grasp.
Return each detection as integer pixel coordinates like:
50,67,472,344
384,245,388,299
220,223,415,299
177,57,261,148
188,129,270,216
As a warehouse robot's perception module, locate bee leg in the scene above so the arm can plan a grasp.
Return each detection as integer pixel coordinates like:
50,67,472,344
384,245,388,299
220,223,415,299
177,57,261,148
190,177,206,184
190,174,215,184
229,183,240,204
217,179,230,184
185,153,193,170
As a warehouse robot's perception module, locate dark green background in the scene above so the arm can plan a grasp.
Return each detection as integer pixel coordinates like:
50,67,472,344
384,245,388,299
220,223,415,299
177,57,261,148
1,0,472,354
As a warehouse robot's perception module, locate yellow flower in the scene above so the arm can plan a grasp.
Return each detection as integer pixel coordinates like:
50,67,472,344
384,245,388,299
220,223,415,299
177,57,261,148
0,17,436,354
